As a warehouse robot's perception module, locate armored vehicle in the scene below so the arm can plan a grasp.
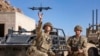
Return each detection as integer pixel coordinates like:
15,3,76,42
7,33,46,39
86,9,100,56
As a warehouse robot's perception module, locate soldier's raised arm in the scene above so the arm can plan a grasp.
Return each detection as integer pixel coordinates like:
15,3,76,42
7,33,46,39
36,12,43,39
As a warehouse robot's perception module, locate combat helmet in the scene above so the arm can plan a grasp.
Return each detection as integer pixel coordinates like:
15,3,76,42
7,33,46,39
74,25,82,31
43,22,53,31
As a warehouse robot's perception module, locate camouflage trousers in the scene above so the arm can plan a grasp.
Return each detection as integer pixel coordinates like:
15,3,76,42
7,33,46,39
26,46,48,56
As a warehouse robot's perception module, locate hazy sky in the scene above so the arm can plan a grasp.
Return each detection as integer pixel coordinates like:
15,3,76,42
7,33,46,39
10,0,100,36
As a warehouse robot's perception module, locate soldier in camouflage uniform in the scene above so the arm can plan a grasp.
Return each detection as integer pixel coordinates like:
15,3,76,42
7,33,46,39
26,12,55,56
67,25,87,56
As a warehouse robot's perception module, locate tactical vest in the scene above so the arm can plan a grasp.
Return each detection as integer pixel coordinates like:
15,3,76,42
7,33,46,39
36,33,52,53
70,36,83,51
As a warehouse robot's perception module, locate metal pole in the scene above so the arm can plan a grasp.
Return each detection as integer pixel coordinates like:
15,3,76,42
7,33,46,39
96,9,98,31
92,10,94,32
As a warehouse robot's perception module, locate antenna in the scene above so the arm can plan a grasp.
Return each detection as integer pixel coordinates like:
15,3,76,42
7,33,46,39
96,9,98,31
92,10,94,32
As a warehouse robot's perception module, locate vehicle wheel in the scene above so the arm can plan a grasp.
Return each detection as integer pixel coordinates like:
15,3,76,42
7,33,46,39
88,47,98,56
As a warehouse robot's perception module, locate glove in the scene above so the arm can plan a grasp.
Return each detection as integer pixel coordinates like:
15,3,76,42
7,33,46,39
48,50,55,56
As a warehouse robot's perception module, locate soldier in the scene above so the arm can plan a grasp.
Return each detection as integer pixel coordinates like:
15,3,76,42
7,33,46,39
67,25,87,56
26,12,55,56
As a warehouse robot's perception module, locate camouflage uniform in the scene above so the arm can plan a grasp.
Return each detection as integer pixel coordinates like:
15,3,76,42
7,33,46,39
67,35,87,56
67,25,87,56
26,21,55,56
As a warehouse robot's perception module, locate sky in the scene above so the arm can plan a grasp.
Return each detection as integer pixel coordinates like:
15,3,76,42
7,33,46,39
9,0,100,36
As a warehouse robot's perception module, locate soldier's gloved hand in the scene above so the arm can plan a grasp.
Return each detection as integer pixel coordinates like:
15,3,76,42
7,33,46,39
48,50,55,56
38,12,43,21
78,49,83,53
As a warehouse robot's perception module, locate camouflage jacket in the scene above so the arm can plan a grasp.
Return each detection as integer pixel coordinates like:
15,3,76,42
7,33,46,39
35,21,52,52
67,35,87,51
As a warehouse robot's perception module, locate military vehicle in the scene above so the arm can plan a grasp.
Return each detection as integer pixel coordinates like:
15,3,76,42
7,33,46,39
0,27,68,56
86,9,100,56
0,28,36,56
51,28,67,56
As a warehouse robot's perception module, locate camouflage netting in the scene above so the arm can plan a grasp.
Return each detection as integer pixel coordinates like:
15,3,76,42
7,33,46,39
0,0,22,13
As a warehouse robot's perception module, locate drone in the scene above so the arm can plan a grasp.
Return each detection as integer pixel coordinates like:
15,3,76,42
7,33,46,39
29,6,51,12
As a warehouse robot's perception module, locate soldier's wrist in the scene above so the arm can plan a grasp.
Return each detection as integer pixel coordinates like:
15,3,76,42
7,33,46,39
38,20,42,23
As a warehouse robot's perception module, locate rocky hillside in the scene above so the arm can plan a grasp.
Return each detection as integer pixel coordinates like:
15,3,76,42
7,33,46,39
0,0,21,12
